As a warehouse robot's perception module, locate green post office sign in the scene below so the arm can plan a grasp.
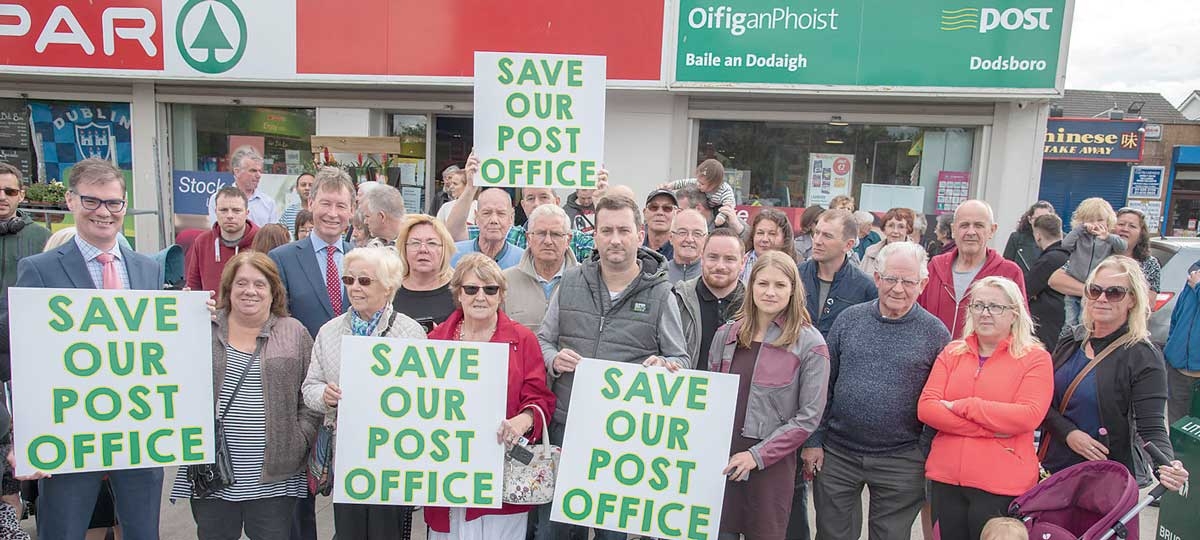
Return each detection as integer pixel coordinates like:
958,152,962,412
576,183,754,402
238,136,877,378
674,0,1068,91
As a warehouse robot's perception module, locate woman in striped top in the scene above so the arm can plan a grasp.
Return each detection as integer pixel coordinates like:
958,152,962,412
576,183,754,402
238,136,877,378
171,251,322,539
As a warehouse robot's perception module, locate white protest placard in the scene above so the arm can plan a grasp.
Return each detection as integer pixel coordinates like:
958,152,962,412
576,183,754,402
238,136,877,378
473,52,606,189
551,359,738,539
333,337,508,507
9,289,214,476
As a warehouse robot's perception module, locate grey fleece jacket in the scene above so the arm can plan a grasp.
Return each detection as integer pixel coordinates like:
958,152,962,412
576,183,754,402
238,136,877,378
537,247,690,423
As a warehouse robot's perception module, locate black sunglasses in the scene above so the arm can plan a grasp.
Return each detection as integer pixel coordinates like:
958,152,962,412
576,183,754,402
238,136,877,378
1085,284,1129,302
462,285,500,296
341,276,374,287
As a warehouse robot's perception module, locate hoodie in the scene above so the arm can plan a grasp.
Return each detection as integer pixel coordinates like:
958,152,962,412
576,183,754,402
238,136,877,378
185,220,259,292
916,247,1026,338
562,192,595,236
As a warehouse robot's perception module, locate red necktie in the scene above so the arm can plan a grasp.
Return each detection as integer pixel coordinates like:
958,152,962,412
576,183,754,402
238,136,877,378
325,245,343,315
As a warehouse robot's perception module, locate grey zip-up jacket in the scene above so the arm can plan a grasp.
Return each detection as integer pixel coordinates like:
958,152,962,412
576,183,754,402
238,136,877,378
538,247,690,423
710,319,830,470
673,277,745,363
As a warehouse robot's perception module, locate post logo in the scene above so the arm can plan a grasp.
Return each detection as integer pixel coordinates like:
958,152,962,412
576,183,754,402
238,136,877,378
941,7,1053,33
175,0,246,74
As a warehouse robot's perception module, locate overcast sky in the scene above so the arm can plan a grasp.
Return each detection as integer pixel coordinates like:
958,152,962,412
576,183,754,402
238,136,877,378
1065,0,1199,106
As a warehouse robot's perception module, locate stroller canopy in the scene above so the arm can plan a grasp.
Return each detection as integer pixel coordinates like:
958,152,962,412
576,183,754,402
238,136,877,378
1010,461,1142,540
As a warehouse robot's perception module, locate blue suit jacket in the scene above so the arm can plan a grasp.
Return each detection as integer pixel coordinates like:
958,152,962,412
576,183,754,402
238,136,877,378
269,236,351,338
0,241,162,377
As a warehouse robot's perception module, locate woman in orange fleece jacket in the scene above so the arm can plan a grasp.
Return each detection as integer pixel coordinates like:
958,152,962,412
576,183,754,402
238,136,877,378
918,276,1053,540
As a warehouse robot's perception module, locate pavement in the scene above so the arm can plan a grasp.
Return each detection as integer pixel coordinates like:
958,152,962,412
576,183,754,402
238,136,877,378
17,470,1161,539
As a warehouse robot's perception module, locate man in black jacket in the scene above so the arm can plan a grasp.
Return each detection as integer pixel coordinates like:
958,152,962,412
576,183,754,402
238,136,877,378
1025,213,1068,349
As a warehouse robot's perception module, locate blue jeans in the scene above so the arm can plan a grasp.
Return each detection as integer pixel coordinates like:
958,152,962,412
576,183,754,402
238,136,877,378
1064,295,1081,328
37,467,164,540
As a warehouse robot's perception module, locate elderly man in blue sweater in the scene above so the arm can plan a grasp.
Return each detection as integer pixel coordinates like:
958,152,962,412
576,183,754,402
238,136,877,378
802,241,952,539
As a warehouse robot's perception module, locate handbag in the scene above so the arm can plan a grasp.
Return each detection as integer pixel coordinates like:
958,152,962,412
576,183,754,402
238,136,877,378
1036,338,1123,462
308,312,400,496
503,404,560,505
187,339,264,498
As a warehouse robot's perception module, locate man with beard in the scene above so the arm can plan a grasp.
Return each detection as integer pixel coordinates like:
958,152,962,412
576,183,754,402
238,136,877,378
917,199,1025,338
674,227,745,366
536,194,689,540
186,186,259,292
667,209,708,283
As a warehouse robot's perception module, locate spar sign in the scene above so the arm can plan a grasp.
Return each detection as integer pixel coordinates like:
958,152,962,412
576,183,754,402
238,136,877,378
473,52,606,189
333,337,508,507
0,0,164,70
551,360,737,539
8,289,214,476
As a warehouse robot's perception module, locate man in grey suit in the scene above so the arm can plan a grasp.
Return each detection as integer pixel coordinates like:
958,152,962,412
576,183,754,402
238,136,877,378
267,166,355,540
0,158,164,540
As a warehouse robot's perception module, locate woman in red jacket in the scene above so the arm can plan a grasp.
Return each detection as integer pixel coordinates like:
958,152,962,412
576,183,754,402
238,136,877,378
918,276,1053,540
424,253,556,539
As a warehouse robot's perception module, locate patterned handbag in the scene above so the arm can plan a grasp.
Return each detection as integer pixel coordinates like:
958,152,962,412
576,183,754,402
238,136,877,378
502,405,559,505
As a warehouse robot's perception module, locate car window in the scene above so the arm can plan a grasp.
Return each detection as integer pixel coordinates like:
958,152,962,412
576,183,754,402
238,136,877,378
1152,243,1178,268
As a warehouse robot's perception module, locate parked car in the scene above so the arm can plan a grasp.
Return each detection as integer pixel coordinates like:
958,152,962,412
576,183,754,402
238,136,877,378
1148,238,1200,347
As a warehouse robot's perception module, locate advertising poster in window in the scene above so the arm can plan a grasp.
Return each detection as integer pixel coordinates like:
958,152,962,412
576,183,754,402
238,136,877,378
28,102,133,183
935,171,971,214
805,153,853,207
1127,166,1165,199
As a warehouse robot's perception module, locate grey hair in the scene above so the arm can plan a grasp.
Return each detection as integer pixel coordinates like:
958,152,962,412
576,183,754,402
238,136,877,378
362,184,406,219
913,214,927,235
935,213,954,237
527,202,569,233
954,199,995,225
852,210,875,227
441,165,462,179
343,245,404,294
877,241,929,279
230,145,263,170
675,186,707,209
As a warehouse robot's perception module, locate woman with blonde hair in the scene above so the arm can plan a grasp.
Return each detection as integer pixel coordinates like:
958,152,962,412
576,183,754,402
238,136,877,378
423,253,555,538
709,250,830,540
1040,256,1189,490
918,276,1053,540
392,214,457,326
302,246,427,540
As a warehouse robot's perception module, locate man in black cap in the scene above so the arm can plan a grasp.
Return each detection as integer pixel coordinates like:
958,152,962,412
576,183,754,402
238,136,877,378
643,189,678,259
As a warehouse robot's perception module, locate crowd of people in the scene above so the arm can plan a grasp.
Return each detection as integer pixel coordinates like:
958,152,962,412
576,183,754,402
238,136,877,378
0,147,1192,540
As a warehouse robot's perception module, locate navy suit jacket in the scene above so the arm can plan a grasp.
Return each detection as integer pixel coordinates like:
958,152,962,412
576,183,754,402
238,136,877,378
269,236,351,338
0,241,161,378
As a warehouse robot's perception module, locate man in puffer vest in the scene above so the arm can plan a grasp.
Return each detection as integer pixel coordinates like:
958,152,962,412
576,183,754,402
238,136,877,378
536,193,690,540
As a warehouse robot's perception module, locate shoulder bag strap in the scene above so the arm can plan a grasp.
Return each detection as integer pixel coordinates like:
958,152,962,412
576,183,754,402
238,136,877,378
379,312,399,336
1038,338,1124,461
218,338,266,421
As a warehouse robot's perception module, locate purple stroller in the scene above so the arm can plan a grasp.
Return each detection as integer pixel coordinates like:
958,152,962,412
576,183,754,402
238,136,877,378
1007,443,1174,539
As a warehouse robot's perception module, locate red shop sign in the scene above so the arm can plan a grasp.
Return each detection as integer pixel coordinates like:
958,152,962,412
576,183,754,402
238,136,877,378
0,0,164,70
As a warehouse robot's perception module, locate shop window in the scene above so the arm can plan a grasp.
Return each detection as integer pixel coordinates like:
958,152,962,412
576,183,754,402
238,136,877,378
170,104,316,231
696,120,975,216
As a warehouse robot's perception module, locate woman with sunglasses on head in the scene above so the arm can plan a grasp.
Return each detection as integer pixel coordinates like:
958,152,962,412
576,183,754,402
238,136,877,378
423,253,555,539
918,276,1053,540
1039,257,1189,488
301,246,427,540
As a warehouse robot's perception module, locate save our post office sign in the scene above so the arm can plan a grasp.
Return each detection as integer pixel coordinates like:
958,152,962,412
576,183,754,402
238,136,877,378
551,359,738,539
333,337,508,507
473,52,606,190
8,289,214,476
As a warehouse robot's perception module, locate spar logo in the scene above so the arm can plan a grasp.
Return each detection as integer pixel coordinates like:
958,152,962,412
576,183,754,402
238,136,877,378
175,0,245,74
940,7,1053,33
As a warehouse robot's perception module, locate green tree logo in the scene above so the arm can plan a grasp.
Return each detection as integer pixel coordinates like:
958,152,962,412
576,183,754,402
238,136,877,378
176,0,247,74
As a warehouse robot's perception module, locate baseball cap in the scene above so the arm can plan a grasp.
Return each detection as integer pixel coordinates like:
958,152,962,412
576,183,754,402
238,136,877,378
645,189,678,207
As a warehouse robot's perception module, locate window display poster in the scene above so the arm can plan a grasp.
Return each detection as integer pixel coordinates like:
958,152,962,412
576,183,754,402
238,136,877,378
29,101,132,183
805,153,854,208
0,149,33,181
473,52,606,189
0,99,30,149
1127,166,1165,199
1125,199,1162,232
935,171,971,215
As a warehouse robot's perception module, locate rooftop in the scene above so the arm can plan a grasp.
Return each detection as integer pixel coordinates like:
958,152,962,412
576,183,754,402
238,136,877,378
1052,89,1190,123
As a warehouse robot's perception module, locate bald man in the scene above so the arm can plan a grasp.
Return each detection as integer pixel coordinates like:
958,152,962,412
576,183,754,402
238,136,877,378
916,199,1025,338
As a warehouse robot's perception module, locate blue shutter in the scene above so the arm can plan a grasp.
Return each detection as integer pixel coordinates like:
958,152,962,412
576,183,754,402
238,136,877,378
1039,161,1130,231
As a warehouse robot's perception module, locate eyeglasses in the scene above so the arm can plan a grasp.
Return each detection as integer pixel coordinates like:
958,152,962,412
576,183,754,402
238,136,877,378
1085,284,1129,302
71,191,127,212
967,302,1017,315
528,230,568,241
341,275,374,287
671,229,708,239
405,240,443,251
462,285,500,296
646,204,676,213
0,188,21,197
879,275,921,289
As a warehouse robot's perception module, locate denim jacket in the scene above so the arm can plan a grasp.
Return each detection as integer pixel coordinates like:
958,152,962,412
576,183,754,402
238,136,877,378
709,319,830,469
